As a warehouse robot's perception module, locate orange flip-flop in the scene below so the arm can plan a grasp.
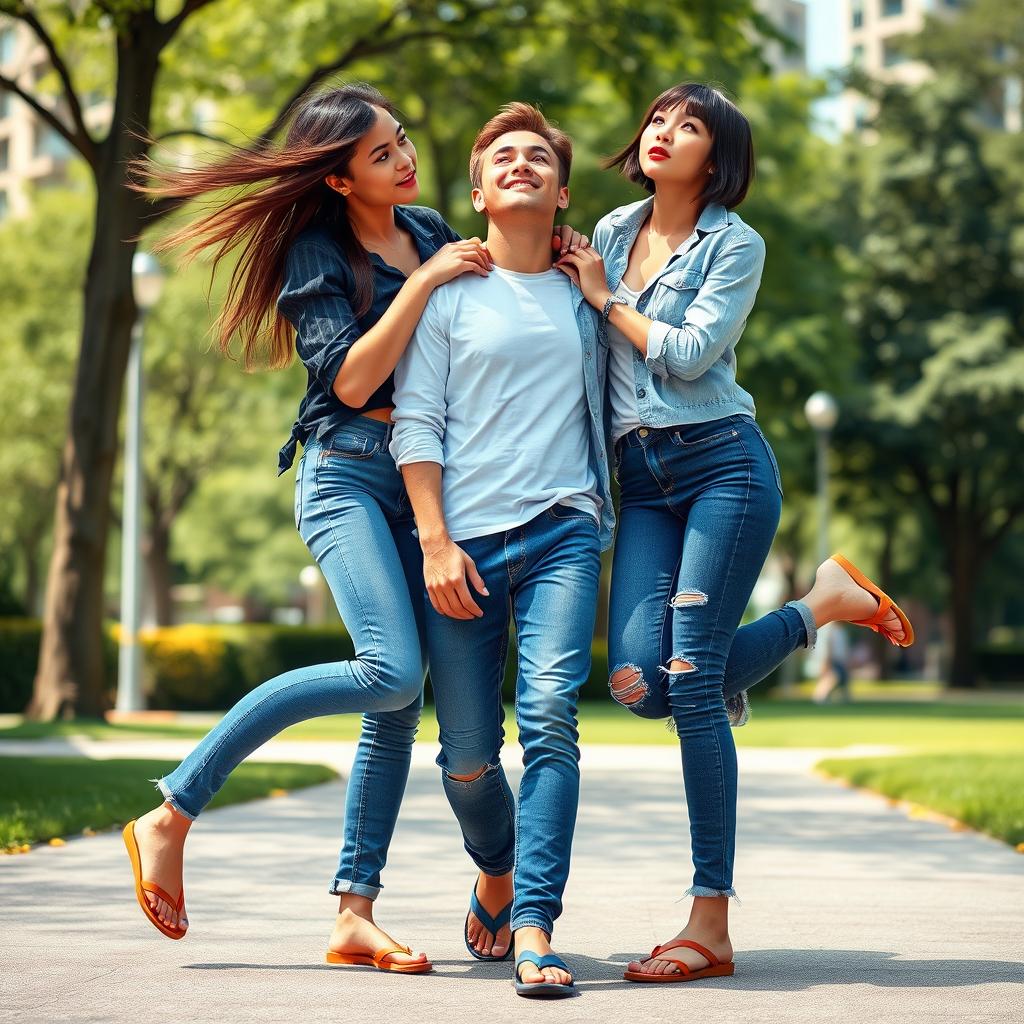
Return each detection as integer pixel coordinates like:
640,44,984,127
831,553,915,647
623,938,735,983
122,820,187,940
325,944,432,974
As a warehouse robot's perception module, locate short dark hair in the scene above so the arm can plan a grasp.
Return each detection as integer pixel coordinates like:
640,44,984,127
603,83,754,209
470,102,573,189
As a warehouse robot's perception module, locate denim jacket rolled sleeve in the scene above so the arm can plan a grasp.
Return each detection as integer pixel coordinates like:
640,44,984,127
277,240,362,397
644,229,765,381
389,290,450,469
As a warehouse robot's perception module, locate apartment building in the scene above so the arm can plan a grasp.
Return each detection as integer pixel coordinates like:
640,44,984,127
840,0,1019,133
0,18,109,220
758,0,809,74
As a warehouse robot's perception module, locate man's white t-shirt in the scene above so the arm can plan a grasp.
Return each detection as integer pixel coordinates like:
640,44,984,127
390,266,600,542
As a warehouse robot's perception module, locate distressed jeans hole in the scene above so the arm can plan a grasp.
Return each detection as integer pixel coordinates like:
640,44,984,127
669,591,708,609
446,765,490,783
664,658,696,674
610,666,647,706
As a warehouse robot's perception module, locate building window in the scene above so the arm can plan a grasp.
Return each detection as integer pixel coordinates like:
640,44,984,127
852,2,864,29
33,122,70,160
0,188,8,220
852,43,865,66
0,137,8,171
883,0,903,15
882,40,907,66
0,28,17,65
0,90,10,119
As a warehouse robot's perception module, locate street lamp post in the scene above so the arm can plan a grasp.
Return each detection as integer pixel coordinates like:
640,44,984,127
115,251,165,713
804,391,839,567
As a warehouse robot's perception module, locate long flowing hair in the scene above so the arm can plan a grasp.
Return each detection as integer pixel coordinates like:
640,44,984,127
130,82,395,369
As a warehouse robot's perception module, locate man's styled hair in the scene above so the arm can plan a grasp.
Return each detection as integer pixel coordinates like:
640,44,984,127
604,82,754,209
469,102,573,189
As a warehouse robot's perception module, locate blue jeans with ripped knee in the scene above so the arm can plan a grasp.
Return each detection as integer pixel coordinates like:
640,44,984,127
426,505,602,936
607,416,812,898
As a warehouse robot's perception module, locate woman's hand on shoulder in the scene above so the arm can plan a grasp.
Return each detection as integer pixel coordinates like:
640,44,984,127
415,239,494,289
554,245,612,311
552,224,590,257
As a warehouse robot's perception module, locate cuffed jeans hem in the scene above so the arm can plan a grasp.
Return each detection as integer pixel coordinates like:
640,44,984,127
510,917,554,935
786,599,817,650
330,879,381,900
684,885,740,902
478,861,516,878
153,778,199,821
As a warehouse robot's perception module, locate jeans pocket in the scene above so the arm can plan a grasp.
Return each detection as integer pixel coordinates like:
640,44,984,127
669,421,741,451
320,428,380,461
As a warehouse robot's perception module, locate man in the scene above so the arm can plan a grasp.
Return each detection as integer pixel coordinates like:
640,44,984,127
389,102,614,997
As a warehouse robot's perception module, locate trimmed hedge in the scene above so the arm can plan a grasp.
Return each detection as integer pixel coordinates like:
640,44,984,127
0,619,52,713
0,619,614,711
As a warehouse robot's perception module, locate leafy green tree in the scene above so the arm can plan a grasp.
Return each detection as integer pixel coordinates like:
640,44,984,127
833,58,1024,686
0,187,86,616
0,0,619,719
2,0,776,718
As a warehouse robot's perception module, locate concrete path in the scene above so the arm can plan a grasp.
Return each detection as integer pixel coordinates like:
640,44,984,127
2,739,1022,1023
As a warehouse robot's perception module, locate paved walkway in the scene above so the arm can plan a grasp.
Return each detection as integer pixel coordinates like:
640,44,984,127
2,738,1022,1022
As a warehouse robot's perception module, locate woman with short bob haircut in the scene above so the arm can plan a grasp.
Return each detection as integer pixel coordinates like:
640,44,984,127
557,81,913,984
121,80,586,972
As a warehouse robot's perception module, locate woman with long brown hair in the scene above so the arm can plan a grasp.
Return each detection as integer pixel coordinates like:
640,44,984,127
121,81,585,972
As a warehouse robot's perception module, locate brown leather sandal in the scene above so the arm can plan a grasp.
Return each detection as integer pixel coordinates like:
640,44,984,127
623,938,735,983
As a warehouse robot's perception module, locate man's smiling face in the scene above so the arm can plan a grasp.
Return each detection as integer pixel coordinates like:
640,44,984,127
472,130,569,219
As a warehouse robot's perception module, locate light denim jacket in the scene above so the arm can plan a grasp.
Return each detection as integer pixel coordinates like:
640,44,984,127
389,276,616,551
592,196,764,434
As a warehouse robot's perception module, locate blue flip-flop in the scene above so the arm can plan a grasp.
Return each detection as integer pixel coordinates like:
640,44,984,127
514,950,576,998
464,882,513,962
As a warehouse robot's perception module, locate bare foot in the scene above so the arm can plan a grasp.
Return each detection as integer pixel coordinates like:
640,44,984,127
328,903,428,968
466,871,512,958
132,803,191,932
627,925,733,978
805,558,905,642
514,927,572,987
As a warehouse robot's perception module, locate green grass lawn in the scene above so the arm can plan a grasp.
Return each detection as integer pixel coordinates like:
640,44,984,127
817,753,1024,848
4,697,1021,850
3,696,1021,751
0,757,337,851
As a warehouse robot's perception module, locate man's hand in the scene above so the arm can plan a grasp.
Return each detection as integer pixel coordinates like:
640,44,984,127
422,537,489,619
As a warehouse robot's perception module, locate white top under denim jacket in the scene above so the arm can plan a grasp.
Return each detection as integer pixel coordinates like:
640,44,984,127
390,268,616,552
591,197,765,443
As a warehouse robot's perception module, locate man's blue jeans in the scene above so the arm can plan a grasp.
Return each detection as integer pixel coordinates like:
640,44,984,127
425,504,602,936
608,416,814,899
158,416,425,900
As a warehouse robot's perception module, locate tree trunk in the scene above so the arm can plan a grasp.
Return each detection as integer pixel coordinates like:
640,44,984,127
427,128,453,222
947,526,978,688
26,29,161,720
22,530,42,618
144,520,175,627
